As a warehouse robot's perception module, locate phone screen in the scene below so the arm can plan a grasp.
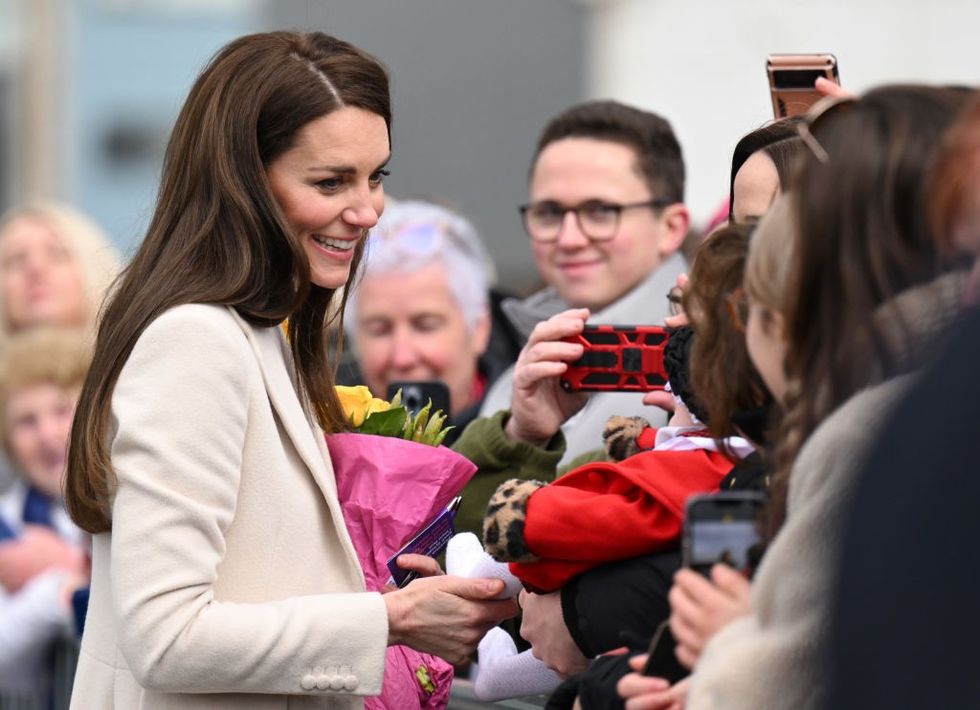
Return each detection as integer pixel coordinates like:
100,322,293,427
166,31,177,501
683,492,765,577
385,380,451,416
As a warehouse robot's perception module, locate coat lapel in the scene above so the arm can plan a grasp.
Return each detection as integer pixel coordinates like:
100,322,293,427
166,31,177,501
226,310,364,583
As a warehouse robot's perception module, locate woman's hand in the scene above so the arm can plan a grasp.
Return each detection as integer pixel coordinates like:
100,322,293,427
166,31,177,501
380,553,445,593
505,308,591,446
383,575,517,665
617,654,690,710
519,589,589,678
668,565,751,669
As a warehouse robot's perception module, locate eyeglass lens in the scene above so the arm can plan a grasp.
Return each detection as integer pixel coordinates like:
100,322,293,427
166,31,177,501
524,202,620,241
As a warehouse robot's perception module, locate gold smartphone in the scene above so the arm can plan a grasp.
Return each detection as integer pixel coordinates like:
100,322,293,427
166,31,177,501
767,53,840,119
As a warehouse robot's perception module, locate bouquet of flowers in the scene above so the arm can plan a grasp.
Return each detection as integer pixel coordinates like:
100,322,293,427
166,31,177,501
327,386,477,710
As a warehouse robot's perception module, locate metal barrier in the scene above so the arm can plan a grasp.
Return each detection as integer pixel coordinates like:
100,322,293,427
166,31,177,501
0,641,549,709
0,636,77,710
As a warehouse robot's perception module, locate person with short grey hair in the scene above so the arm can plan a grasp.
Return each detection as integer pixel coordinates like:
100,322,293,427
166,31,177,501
345,198,515,441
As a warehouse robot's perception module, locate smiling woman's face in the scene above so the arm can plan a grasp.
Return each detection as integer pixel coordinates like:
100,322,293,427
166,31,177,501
266,106,391,290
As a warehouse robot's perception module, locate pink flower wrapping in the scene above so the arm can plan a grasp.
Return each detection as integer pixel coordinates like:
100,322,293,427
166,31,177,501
326,432,477,710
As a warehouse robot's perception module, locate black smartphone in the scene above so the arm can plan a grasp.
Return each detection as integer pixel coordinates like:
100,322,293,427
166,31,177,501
385,380,451,416
641,619,689,682
682,492,766,578
767,53,840,119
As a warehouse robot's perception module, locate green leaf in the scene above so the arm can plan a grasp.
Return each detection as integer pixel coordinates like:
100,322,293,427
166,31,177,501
432,426,454,447
412,401,432,442
358,406,408,437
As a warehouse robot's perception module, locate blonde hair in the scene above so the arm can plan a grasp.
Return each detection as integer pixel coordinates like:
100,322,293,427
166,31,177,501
0,328,92,437
744,192,796,314
0,203,121,348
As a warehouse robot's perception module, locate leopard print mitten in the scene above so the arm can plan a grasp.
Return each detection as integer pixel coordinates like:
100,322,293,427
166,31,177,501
482,479,546,563
602,415,651,461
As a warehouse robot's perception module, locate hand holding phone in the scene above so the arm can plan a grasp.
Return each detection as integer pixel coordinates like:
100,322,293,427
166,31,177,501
641,620,690,682
559,324,670,393
767,53,840,119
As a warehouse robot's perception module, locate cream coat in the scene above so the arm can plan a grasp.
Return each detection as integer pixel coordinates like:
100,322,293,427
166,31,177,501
69,304,389,710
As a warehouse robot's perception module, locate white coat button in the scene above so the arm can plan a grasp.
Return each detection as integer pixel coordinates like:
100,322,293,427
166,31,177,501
329,675,344,690
343,675,358,691
316,675,331,690
301,675,316,691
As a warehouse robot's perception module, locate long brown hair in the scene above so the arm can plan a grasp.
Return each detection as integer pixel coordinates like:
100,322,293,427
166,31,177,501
767,85,969,536
65,31,391,533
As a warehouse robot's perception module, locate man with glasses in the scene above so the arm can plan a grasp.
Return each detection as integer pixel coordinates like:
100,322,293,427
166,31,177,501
452,100,689,538
482,100,687,447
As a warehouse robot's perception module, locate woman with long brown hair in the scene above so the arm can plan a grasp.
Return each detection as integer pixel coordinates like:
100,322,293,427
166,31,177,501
64,30,515,710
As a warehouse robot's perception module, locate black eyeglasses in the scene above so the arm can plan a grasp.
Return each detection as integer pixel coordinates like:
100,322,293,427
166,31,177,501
666,286,684,317
519,198,674,243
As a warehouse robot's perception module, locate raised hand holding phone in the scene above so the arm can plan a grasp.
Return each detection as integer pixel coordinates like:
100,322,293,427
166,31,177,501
767,53,840,118
559,324,671,393
504,308,590,446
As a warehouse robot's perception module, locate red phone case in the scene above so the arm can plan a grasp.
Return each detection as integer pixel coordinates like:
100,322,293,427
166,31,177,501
560,324,670,392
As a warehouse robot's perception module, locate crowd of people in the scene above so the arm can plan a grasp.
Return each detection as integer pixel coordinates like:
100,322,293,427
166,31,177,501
0,27,978,710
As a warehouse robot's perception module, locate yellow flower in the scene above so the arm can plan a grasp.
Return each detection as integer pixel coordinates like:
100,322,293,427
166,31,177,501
336,385,390,427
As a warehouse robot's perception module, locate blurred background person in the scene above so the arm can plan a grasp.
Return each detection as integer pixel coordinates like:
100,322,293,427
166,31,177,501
0,328,91,701
0,204,120,348
345,198,520,442
0,204,120,494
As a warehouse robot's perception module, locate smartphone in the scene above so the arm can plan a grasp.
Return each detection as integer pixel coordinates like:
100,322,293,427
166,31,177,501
641,619,689,682
767,53,840,119
559,324,670,393
682,491,766,578
386,380,451,416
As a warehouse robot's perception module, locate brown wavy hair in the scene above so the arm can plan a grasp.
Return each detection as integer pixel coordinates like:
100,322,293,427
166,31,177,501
682,223,768,450
65,31,391,533
767,85,969,537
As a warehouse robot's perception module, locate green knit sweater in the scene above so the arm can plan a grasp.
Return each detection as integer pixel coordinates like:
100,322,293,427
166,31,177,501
450,410,607,539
